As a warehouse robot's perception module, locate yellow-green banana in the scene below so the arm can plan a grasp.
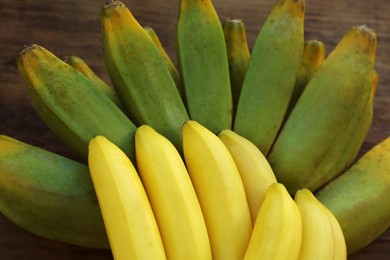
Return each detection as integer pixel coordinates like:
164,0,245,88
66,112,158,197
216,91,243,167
244,183,302,260
88,136,166,260
63,55,122,108
295,188,335,260
222,18,251,114
144,26,183,98
218,129,277,224
17,44,136,162
316,136,390,254
177,0,233,133
135,125,212,260
100,1,188,152
233,0,306,155
267,25,377,194
0,135,108,249
182,120,252,260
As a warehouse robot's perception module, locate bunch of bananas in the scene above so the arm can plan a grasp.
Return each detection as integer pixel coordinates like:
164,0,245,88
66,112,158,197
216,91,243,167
0,0,389,259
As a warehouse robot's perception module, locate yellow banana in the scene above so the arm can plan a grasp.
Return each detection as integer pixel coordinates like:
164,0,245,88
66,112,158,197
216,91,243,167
244,183,302,260
0,135,108,249
234,0,306,155
88,136,166,260
323,203,347,260
295,188,335,260
17,44,136,162
100,1,188,152
222,18,251,114
177,0,233,133
135,125,212,260
218,129,277,224
316,136,390,254
182,120,252,260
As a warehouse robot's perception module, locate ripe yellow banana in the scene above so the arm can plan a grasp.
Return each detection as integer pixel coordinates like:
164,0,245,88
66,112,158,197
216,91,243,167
316,136,390,254
268,25,377,194
17,44,136,162
295,188,335,260
0,135,108,249
244,183,302,260
177,0,233,133
88,136,166,260
100,1,188,152
234,0,306,155
218,129,277,224
182,120,252,260
135,125,212,260
63,55,122,108
222,18,251,114
323,203,347,260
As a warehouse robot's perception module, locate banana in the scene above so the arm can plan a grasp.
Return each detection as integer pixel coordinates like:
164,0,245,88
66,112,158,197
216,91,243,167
222,18,251,114
218,129,277,224
316,136,390,254
88,136,166,260
177,0,233,133
135,125,212,260
244,183,302,260
144,26,183,98
63,55,123,108
295,188,335,260
182,120,252,260
323,202,347,260
267,25,377,194
17,44,136,162
233,0,306,155
0,135,108,249
100,1,188,152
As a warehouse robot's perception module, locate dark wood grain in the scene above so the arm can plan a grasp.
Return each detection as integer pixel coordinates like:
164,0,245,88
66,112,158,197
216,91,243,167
0,0,389,258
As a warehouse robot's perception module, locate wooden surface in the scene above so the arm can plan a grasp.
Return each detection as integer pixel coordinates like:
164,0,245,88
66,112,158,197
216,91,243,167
0,0,389,258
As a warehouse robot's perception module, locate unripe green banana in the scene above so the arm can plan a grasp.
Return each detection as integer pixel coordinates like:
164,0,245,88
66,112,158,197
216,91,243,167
316,136,390,254
100,1,188,152
63,55,123,108
267,25,377,194
177,0,233,133
144,26,183,98
233,0,306,155
0,135,108,249
17,44,136,162
222,18,251,114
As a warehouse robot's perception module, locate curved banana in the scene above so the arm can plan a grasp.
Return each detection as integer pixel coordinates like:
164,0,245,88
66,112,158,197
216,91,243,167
267,25,377,194
316,136,390,254
17,44,136,162
222,18,251,114
182,120,252,260
218,129,277,224
88,136,166,260
0,135,108,249
100,1,188,152
295,188,335,260
244,183,302,260
233,0,306,155
63,55,122,108
323,203,347,260
135,125,212,260
177,0,233,133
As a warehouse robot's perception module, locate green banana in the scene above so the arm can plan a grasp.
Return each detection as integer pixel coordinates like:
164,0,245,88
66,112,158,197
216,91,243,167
316,136,390,254
17,44,137,162
177,0,233,133
0,135,108,249
64,55,123,108
100,1,188,152
267,25,377,194
222,18,251,114
144,26,183,98
233,0,306,155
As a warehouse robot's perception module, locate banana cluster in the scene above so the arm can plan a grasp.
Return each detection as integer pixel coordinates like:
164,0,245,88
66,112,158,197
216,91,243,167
0,0,389,258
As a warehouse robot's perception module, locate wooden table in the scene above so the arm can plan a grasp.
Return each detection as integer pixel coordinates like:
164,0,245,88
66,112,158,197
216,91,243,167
0,0,389,258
